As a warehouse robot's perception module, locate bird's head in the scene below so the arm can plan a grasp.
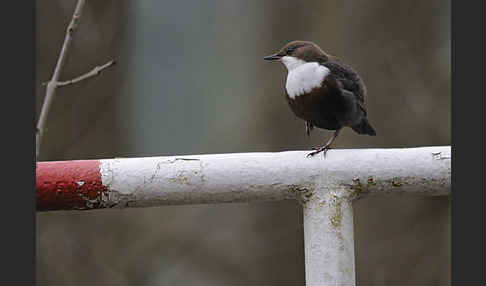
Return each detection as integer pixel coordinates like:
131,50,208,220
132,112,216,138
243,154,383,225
264,41,332,70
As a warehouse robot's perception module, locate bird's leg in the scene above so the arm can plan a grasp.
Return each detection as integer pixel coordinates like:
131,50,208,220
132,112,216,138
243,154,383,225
305,122,313,137
307,129,341,158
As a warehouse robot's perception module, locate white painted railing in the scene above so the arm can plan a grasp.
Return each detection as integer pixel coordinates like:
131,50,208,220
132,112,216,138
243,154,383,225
36,146,451,286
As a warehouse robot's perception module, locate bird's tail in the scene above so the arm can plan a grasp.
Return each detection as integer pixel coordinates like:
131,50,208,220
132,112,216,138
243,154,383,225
351,118,376,136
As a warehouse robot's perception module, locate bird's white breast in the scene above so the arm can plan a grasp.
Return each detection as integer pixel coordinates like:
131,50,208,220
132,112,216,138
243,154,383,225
281,56,330,99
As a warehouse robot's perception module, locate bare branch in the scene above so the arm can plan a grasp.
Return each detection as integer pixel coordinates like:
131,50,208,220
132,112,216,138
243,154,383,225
42,60,116,87
36,0,87,159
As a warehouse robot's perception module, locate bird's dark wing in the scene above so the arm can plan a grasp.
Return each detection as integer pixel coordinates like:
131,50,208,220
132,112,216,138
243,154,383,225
320,63,368,118
321,61,366,105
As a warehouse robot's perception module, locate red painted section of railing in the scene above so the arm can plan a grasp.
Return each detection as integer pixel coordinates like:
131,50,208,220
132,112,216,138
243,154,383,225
36,160,108,211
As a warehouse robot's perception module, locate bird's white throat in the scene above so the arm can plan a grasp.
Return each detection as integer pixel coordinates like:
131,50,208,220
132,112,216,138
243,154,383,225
281,56,330,99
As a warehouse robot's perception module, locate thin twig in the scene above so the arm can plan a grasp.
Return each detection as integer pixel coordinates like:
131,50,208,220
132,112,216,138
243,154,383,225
42,60,116,87
57,60,116,87
36,0,87,159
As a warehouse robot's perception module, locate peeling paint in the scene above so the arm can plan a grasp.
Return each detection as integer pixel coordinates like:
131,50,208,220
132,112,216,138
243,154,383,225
342,175,449,198
432,152,451,160
303,190,355,286
288,184,314,204
38,146,451,212
169,170,191,185
162,157,201,164
330,198,343,229
391,179,403,187
36,160,109,211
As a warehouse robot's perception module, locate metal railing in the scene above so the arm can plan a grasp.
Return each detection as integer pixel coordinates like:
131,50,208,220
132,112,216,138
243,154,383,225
36,146,451,286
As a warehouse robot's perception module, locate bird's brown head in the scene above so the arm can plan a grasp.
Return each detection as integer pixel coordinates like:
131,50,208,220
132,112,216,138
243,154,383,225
264,41,333,67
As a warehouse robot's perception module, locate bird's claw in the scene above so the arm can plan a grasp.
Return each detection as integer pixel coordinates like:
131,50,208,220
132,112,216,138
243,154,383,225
307,146,331,158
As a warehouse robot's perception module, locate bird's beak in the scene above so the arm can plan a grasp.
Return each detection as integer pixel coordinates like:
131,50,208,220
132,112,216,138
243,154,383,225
263,53,282,61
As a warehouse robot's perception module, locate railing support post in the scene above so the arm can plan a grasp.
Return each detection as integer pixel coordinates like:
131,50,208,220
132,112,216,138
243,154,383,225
303,188,356,286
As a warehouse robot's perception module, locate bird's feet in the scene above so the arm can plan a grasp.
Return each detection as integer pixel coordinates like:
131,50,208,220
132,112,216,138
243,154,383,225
305,122,314,137
306,145,332,158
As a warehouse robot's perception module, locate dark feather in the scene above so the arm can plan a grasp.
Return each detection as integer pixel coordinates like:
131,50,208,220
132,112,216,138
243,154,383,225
321,60,366,105
285,74,360,130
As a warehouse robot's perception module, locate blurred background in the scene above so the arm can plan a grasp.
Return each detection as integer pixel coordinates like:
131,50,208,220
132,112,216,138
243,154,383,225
36,0,450,285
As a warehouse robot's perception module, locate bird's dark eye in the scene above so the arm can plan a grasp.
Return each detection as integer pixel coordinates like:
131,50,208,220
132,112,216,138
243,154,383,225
286,47,295,54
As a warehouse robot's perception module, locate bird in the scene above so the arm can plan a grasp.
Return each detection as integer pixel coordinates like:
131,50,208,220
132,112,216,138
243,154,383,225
264,40,376,157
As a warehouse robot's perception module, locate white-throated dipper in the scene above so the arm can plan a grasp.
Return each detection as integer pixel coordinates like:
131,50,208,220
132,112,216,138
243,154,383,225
264,40,376,157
